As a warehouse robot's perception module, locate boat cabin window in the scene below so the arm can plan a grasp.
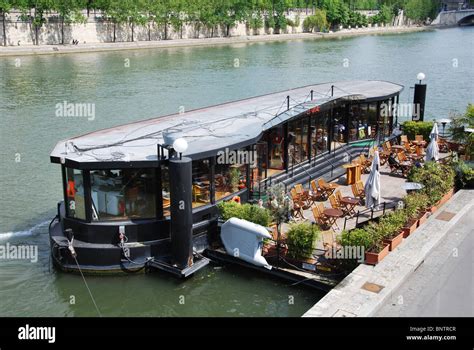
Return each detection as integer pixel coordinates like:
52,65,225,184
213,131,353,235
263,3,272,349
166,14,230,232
89,169,156,221
310,110,329,156
65,168,86,220
215,149,249,201
192,159,211,208
161,166,170,217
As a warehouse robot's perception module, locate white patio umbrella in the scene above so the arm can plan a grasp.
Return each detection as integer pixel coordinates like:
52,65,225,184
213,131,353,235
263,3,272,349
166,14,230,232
365,150,381,209
425,123,439,162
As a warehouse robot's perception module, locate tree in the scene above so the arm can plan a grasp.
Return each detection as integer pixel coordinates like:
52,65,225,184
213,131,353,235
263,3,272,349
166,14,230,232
96,0,129,42
17,0,55,46
404,0,438,22
54,0,86,45
0,0,13,46
303,9,328,32
149,0,171,40
321,0,349,27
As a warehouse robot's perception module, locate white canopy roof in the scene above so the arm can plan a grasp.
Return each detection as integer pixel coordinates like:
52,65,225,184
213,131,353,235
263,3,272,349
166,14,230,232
50,80,403,167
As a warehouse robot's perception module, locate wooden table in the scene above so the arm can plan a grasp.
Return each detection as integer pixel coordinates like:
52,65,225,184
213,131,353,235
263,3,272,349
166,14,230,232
342,164,361,185
339,197,359,216
391,145,405,151
323,208,343,230
412,140,427,147
321,182,339,197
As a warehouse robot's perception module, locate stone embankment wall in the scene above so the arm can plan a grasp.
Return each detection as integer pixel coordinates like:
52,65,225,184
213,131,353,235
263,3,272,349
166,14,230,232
0,9,410,46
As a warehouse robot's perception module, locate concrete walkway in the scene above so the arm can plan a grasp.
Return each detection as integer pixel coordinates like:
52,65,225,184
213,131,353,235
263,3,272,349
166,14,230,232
375,209,473,317
303,189,474,317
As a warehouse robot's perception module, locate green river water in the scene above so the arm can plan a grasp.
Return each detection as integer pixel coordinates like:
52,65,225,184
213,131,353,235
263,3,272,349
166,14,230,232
0,27,472,316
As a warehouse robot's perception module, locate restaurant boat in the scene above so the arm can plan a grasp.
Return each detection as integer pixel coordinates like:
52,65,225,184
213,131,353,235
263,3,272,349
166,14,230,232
49,80,403,277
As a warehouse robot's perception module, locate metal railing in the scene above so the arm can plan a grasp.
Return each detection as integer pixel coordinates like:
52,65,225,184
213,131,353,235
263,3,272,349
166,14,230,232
343,200,399,231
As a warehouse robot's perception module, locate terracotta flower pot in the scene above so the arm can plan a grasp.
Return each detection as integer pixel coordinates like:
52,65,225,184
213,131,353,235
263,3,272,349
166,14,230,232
438,188,454,206
365,243,390,265
403,219,418,238
383,231,404,251
417,211,429,227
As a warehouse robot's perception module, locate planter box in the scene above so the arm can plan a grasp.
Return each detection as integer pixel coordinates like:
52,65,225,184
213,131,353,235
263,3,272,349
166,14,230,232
417,211,429,227
365,243,390,265
402,219,418,238
383,231,404,251
438,188,454,207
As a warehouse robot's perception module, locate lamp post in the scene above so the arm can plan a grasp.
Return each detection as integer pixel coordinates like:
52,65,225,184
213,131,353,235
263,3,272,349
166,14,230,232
412,72,427,122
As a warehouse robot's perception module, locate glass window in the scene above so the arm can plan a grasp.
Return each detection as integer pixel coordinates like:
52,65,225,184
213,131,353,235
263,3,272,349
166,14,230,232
332,104,347,145
288,118,303,166
302,117,309,160
65,168,86,220
311,111,329,156
357,104,370,140
89,169,156,220
267,126,284,170
192,159,211,208
215,148,249,201
368,103,378,139
349,104,360,142
161,166,170,217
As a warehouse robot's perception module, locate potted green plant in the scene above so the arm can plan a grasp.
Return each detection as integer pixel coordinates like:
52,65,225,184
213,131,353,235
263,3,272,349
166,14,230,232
363,223,390,265
381,210,407,251
407,162,455,213
402,193,428,237
339,228,374,267
286,222,319,261
217,201,271,227
229,167,241,192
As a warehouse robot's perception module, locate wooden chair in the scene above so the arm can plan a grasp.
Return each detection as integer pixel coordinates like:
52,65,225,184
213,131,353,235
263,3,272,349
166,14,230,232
318,178,337,198
395,152,413,176
193,184,210,203
295,183,310,204
310,179,325,202
290,188,309,220
321,231,342,258
438,137,449,153
359,154,371,173
329,194,340,210
400,135,409,144
403,141,416,154
355,181,366,200
415,135,424,142
416,145,425,158
312,206,330,229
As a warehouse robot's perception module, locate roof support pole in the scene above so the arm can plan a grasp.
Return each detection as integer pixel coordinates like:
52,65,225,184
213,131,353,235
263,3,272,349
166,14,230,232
169,157,193,269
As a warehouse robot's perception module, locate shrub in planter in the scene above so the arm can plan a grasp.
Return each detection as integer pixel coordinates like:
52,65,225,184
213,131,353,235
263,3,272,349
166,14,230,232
362,223,390,264
407,162,455,206
217,201,271,227
286,222,319,260
402,121,433,141
217,201,243,221
380,210,407,251
338,228,374,268
403,193,429,236
339,228,374,252
453,160,474,189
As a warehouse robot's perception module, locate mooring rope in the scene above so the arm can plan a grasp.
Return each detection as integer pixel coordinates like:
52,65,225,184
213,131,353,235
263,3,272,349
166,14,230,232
67,237,102,317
